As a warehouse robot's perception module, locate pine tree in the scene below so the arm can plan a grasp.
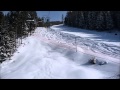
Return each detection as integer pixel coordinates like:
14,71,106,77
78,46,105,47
78,11,85,28
87,11,98,30
115,11,120,30
0,11,4,29
104,11,114,30
95,11,105,30
62,14,64,24
0,11,5,62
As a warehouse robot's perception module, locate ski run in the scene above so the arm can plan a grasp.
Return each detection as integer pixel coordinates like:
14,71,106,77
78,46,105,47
0,24,120,79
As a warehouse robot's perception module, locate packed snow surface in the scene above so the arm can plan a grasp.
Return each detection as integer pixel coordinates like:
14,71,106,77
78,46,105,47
0,25,120,79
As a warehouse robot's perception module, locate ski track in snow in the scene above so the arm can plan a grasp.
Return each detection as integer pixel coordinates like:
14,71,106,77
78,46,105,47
33,27,120,64
0,34,106,79
0,25,120,79
40,25,120,64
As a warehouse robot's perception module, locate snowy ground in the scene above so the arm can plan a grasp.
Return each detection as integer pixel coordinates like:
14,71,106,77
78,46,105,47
50,25,120,64
0,25,120,79
51,24,120,46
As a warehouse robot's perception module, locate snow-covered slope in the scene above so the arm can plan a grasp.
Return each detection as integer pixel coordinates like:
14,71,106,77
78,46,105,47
0,26,119,79
50,25,120,64
51,24,120,46
0,34,106,79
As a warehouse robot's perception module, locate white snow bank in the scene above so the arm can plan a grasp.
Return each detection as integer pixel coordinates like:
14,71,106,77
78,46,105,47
0,35,105,79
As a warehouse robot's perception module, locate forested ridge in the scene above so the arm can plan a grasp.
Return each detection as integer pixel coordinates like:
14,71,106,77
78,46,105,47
64,11,120,31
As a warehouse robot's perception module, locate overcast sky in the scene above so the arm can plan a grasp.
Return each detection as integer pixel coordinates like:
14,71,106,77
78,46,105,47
3,11,67,21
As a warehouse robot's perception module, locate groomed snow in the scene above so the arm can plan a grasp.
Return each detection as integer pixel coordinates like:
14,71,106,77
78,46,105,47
0,25,119,79
0,35,106,79
50,25,120,64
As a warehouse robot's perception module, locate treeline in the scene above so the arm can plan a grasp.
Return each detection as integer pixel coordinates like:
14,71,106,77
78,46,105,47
0,11,38,63
37,17,50,27
37,19,63,27
64,11,120,31
50,21,63,26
